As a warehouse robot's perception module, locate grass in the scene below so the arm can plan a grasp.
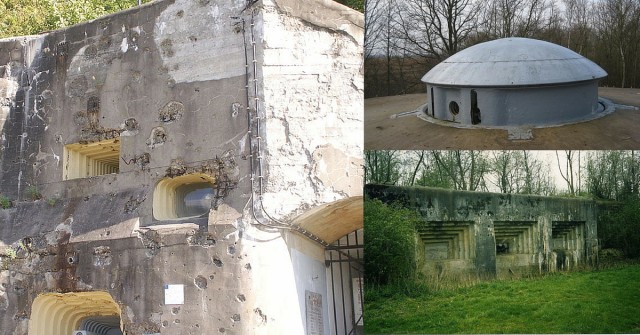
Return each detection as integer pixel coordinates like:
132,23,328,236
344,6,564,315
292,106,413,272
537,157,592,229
25,185,42,200
365,264,640,334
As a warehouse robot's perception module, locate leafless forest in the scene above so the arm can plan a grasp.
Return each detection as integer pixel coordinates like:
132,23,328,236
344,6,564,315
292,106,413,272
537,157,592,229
365,150,640,201
365,0,640,97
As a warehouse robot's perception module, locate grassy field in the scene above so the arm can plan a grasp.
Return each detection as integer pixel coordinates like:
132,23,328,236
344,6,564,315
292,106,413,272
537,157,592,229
365,265,640,334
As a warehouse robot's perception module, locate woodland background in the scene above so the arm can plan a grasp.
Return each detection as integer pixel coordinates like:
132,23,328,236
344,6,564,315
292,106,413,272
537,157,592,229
365,0,640,97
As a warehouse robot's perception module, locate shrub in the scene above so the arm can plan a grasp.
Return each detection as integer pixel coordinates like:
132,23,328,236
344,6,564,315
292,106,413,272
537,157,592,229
364,198,421,285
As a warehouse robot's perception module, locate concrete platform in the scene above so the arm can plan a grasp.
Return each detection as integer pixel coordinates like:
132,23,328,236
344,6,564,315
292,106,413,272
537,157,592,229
364,87,640,149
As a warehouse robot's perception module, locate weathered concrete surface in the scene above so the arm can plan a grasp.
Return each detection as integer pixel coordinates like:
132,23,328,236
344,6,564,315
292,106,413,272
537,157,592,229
257,0,364,217
364,88,640,149
366,185,598,279
0,0,363,334
248,1,364,333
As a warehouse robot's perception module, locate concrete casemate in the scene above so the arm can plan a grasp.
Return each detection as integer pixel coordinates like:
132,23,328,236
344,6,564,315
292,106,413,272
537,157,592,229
0,1,364,334
366,184,599,280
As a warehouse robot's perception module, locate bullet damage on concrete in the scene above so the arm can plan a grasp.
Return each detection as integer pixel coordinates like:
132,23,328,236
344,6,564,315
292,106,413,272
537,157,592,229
0,1,364,334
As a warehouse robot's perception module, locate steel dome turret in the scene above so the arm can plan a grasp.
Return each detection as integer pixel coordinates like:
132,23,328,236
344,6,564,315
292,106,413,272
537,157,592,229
422,38,607,87
419,38,609,128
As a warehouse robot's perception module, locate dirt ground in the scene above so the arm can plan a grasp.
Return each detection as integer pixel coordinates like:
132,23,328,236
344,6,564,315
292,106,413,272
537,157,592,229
364,87,640,149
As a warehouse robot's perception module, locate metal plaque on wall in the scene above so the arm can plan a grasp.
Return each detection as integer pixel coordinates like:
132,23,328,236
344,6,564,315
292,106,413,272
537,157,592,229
305,290,323,335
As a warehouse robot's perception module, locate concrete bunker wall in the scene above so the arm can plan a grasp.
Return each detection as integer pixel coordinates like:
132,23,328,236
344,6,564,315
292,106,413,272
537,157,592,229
243,4,364,332
365,185,598,279
0,0,364,334
255,0,364,219
0,0,248,221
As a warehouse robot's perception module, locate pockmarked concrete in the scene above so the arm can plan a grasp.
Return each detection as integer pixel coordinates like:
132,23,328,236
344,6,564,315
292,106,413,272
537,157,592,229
0,1,364,334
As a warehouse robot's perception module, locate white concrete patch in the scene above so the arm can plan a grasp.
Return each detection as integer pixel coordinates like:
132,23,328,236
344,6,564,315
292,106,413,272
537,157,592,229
291,248,330,335
244,228,327,335
20,36,44,68
121,37,129,53
0,76,19,131
44,272,57,290
0,270,8,309
257,3,364,220
164,284,184,305
153,0,245,83
507,128,534,140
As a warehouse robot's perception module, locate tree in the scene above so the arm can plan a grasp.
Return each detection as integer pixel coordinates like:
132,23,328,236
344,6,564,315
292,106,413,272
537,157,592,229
0,1,52,37
414,151,453,189
364,0,410,96
556,150,578,196
478,0,551,39
599,197,640,258
585,151,640,201
562,0,591,52
489,151,556,195
365,0,386,60
422,151,489,191
520,151,556,196
491,150,521,194
0,0,153,38
407,151,426,186
365,150,402,185
592,0,640,88
395,0,480,61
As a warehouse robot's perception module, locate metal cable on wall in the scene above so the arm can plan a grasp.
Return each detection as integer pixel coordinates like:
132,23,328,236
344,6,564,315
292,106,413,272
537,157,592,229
235,8,329,247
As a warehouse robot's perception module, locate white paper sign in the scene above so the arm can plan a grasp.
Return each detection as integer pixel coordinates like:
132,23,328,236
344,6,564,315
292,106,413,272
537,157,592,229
164,284,184,305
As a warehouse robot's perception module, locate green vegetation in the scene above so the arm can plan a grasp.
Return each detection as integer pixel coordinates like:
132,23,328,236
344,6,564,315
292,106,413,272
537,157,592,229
47,197,59,207
365,264,640,334
364,199,420,285
0,0,153,38
0,195,11,209
335,0,363,12
25,185,42,201
0,244,18,269
0,0,363,39
599,197,640,258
